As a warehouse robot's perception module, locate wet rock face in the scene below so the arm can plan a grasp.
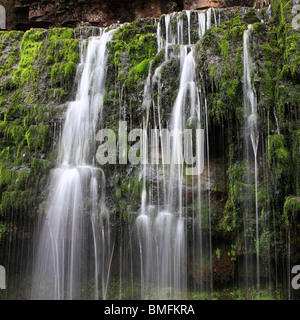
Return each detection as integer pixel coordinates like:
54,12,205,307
10,0,183,30
4,0,269,30
183,0,257,10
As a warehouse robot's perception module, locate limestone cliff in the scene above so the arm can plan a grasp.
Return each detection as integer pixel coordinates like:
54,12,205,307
0,0,269,30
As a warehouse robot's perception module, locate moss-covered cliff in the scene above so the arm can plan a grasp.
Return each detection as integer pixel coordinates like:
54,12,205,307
0,0,299,299
0,27,80,218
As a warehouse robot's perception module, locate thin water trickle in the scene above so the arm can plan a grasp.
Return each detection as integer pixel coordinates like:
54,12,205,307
243,25,260,297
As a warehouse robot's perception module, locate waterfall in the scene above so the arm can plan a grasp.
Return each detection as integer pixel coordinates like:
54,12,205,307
135,9,214,299
31,29,116,300
198,12,206,39
267,5,272,20
164,15,170,61
243,25,260,297
0,4,297,302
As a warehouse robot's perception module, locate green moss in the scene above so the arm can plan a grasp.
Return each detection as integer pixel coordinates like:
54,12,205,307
202,27,217,48
14,169,30,191
0,162,41,216
30,158,52,175
0,31,23,42
0,28,77,226
225,25,247,41
205,28,243,123
13,29,44,87
25,123,50,153
0,166,15,191
268,134,293,206
0,223,13,241
0,190,31,212
47,28,74,40
0,103,53,165
116,188,122,200
252,22,266,35
4,104,26,121
294,130,300,195
283,35,300,77
110,19,158,97
269,135,290,166
0,32,22,79
125,59,151,91
220,164,250,233
125,33,157,68
112,40,127,68
283,196,300,228
4,121,25,146
131,177,143,200
234,47,243,78
243,9,260,24
113,23,138,42
219,40,231,76
12,28,79,104
226,79,240,101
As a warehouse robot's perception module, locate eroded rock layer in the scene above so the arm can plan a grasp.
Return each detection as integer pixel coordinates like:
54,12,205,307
0,0,269,30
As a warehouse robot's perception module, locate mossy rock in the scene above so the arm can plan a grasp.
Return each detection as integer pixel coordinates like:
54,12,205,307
283,196,300,228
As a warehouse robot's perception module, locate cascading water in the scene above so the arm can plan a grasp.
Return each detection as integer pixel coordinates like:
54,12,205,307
243,25,260,296
1,4,295,301
134,9,217,299
31,29,116,300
